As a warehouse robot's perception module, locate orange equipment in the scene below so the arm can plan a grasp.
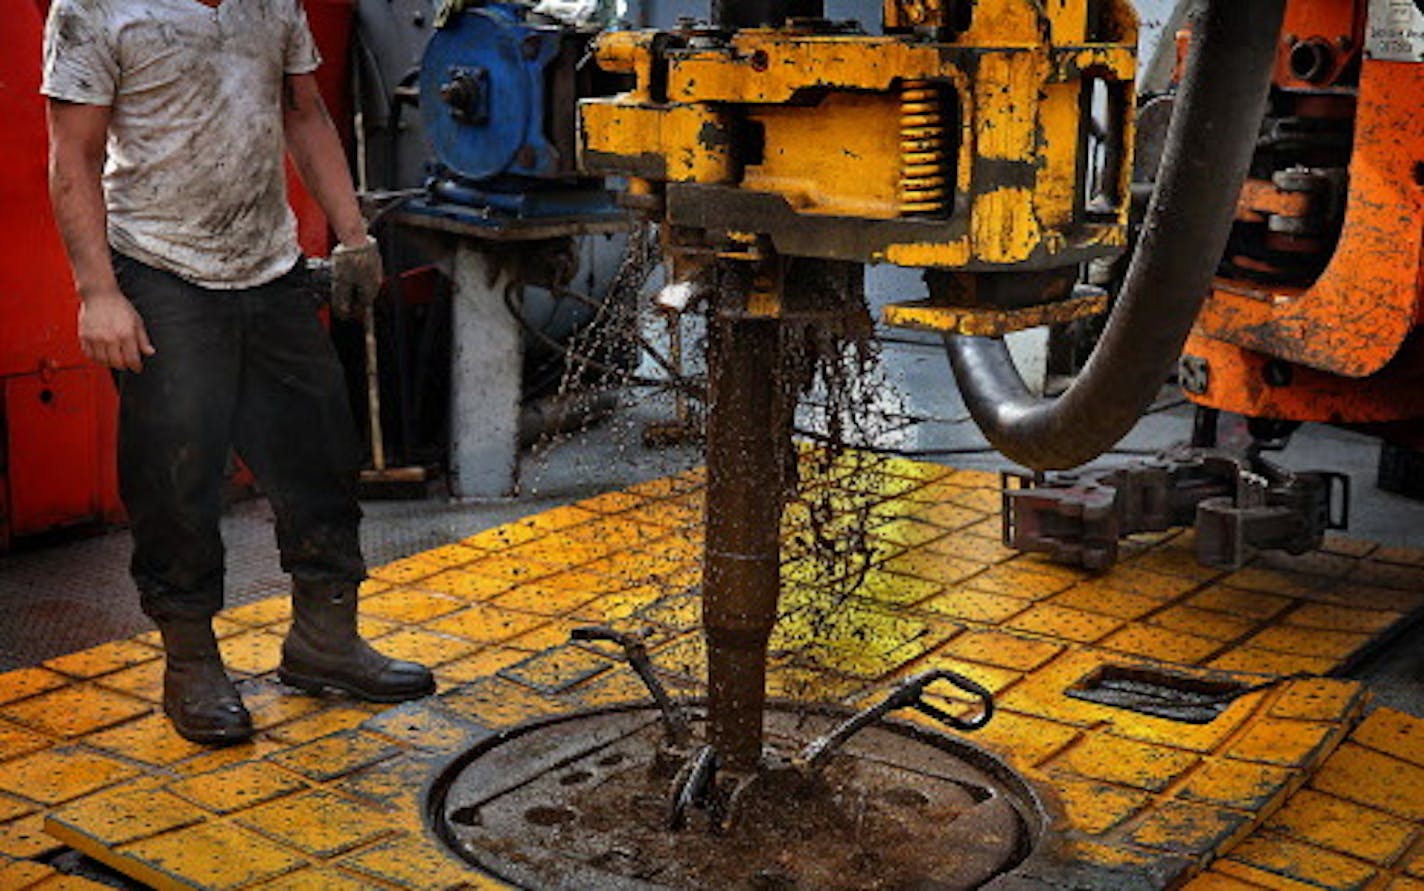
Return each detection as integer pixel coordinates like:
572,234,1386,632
946,0,1424,470
941,0,1424,568
1180,0,1424,439
0,1,124,548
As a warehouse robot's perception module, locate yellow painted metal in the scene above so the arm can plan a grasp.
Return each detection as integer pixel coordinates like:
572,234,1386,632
590,30,662,101
5,452,1423,889
1038,80,1087,231
578,1,1138,271
578,102,733,183
883,289,1109,335
1186,709,1424,890
662,35,950,104
743,92,904,218
747,267,781,317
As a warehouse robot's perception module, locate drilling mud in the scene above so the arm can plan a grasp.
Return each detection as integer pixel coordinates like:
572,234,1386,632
432,705,1042,891
498,249,995,888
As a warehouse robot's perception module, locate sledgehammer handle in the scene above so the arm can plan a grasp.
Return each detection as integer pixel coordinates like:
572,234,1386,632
364,307,386,472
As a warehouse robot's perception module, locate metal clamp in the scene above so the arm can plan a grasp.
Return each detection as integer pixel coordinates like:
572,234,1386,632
570,625,693,748
666,744,721,831
798,669,994,772
1003,446,1352,570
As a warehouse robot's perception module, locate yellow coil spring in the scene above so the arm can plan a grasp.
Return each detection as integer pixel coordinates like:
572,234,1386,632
900,80,947,216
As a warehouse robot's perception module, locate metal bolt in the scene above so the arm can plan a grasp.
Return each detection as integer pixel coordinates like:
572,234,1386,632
440,70,488,125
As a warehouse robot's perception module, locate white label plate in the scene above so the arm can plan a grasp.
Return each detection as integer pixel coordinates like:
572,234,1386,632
1367,0,1424,61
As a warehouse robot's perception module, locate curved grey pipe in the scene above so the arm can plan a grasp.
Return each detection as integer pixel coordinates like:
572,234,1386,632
945,0,1285,470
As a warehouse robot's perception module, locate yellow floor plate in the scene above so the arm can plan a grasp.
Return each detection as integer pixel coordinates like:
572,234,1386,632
1186,707,1424,890
0,456,1420,889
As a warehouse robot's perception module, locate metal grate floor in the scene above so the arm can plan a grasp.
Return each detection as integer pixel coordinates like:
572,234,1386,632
0,453,1419,889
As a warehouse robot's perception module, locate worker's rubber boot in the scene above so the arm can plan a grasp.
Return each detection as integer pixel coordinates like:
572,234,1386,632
157,619,253,745
278,580,435,702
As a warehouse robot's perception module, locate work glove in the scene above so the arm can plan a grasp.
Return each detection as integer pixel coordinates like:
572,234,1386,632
330,234,384,321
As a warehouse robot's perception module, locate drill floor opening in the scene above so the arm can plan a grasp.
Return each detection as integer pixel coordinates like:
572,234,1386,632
1066,665,1254,724
430,704,1045,890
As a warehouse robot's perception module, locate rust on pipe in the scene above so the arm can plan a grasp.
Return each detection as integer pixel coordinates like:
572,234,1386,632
702,262,790,773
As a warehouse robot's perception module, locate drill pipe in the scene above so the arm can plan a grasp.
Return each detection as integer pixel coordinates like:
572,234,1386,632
944,0,1287,470
702,292,791,773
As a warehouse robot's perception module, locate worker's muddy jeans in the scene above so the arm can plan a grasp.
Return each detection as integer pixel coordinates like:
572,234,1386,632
112,252,366,624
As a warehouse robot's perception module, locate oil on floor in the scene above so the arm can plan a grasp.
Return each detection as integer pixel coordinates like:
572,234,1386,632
0,452,1421,890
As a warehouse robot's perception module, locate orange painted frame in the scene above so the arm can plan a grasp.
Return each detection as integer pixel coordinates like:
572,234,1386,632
1271,0,1363,90
1191,59,1424,380
1182,330,1424,422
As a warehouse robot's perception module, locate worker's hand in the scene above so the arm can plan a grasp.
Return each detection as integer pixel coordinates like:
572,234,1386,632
78,290,155,373
330,234,383,321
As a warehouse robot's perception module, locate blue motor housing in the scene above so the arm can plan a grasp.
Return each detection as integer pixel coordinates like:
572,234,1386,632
419,4,565,182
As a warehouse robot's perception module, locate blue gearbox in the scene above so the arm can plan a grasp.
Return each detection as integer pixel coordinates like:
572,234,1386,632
419,3,565,182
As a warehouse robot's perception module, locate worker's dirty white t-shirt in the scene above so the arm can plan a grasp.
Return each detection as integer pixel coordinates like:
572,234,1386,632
41,0,322,289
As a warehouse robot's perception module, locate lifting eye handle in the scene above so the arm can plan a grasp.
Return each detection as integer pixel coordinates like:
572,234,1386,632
571,625,694,748
796,668,995,772
946,0,1287,471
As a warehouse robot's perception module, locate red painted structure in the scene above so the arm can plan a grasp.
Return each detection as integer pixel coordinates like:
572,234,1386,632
0,0,354,548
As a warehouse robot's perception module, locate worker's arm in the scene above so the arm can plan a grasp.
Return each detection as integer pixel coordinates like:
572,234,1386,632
281,73,367,248
46,99,154,372
282,72,382,319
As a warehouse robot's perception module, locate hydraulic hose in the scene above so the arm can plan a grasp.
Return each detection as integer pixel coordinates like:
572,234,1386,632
944,0,1286,470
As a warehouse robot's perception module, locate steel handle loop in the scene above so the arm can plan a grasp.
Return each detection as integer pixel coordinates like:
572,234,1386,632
570,625,693,748
905,669,995,732
799,668,996,772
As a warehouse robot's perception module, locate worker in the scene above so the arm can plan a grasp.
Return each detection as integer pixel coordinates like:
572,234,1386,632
41,0,435,744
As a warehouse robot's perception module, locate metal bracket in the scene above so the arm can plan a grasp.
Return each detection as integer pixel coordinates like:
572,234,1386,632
797,669,994,773
1194,467,1350,568
666,744,723,831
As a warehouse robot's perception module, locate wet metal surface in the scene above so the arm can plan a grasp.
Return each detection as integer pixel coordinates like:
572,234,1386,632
0,401,704,671
702,310,788,773
433,704,1040,891
1185,707,1424,890
1,452,1422,889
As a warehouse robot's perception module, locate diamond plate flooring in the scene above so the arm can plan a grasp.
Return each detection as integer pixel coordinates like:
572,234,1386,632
0,406,704,672
0,453,1421,890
